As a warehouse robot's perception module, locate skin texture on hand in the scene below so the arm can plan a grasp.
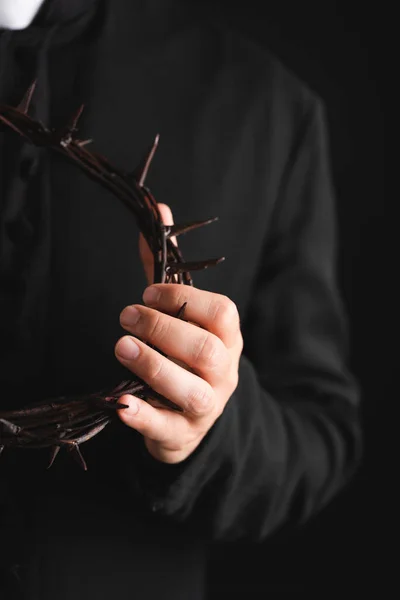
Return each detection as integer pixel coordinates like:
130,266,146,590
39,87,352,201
115,204,243,464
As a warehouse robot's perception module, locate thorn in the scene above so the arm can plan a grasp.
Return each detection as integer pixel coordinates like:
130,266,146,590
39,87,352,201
47,446,60,469
77,138,93,147
91,398,129,410
176,302,187,320
55,104,85,146
0,418,21,435
0,445,4,456
165,217,219,238
165,257,225,275
132,134,160,187
17,80,37,114
0,114,26,138
66,104,85,133
68,442,88,471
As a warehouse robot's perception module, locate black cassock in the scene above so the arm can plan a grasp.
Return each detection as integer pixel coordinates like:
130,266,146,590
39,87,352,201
0,1,361,598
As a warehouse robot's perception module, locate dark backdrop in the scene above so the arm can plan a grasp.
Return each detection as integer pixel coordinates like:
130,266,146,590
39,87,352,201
198,1,385,597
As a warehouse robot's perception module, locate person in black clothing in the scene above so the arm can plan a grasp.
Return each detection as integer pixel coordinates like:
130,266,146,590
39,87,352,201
0,1,362,599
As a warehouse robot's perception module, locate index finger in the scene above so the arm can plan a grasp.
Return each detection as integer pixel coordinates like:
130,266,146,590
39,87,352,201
142,284,241,350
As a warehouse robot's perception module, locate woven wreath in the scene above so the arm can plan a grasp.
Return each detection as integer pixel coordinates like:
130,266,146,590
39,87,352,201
0,81,224,470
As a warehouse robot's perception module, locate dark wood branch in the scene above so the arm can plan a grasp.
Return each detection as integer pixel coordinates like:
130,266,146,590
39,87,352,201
0,81,225,470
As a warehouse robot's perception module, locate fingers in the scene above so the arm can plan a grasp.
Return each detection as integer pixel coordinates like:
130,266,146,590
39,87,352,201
116,393,195,455
142,284,242,350
119,304,230,386
115,334,215,417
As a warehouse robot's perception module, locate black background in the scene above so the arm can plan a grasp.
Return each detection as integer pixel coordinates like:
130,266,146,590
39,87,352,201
199,1,385,597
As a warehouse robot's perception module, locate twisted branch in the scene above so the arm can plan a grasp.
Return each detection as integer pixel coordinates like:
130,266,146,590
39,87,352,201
0,81,225,470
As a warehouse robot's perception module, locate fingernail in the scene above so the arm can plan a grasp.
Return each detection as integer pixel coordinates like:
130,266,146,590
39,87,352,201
120,305,140,326
116,337,140,359
143,286,160,305
126,397,140,415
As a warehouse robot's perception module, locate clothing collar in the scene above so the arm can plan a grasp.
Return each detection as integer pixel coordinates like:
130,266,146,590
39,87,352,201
32,0,100,27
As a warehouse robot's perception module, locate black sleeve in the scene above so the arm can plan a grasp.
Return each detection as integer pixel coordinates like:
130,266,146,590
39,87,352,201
116,95,363,543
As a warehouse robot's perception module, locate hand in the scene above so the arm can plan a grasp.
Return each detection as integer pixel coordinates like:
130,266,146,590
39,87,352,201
114,204,243,464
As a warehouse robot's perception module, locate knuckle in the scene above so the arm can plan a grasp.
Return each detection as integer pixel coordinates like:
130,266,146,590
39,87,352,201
186,385,213,415
156,414,172,445
193,334,222,370
229,369,239,391
147,357,167,384
239,332,244,350
147,312,169,343
173,287,189,312
214,401,225,419
212,296,240,329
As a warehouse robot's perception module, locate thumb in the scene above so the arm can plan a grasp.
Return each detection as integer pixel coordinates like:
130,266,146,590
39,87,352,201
139,203,177,286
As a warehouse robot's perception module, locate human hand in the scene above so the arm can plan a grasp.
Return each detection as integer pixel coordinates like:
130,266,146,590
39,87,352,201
114,204,243,463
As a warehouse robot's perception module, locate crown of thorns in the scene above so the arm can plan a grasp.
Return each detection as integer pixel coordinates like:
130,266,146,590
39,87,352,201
0,81,224,470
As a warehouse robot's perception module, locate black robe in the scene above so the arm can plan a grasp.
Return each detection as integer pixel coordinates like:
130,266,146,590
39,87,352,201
0,1,362,598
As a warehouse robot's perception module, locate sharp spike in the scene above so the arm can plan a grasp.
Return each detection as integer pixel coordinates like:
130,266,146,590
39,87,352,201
0,445,4,457
111,402,129,410
67,104,85,133
17,80,37,114
77,138,93,147
132,134,160,187
55,104,85,145
0,418,21,435
91,398,129,411
176,302,187,320
68,442,88,471
0,114,26,138
165,217,219,238
165,257,225,275
47,445,61,469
